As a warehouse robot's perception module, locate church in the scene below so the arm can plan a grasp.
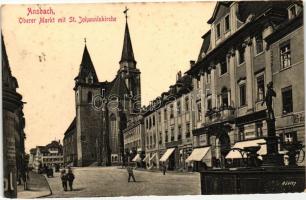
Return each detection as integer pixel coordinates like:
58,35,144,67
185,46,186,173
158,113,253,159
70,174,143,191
63,10,141,167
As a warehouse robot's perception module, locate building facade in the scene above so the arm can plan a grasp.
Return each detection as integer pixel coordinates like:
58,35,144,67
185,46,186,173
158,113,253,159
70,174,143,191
2,33,26,197
187,1,304,168
143,72,194,170
123,114,145,164
64,12,141,167
29,140,64,171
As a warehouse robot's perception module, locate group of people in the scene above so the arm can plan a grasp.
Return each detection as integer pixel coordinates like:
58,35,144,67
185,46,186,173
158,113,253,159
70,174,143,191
60,167,75,191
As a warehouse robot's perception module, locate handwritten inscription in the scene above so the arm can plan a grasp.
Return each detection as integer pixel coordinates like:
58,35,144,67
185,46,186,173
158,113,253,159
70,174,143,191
281,180,297,187
18,7,117,24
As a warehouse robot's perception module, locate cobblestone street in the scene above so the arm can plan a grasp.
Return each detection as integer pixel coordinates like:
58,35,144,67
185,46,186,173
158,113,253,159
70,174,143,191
46,167,201,197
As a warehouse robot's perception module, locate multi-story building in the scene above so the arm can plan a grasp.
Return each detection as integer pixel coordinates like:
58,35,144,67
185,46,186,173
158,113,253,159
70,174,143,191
143,71,193,170
63,118,77,166
186,1,304,168
123,114,145,165
29,140,64,171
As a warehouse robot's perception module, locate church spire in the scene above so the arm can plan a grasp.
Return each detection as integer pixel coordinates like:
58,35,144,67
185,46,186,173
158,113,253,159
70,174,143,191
119,7,136,66
75,40,99,84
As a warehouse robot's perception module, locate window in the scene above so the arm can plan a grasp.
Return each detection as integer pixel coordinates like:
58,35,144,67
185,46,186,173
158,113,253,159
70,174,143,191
196,76,201,89
165,130,168,142
284,132,297,143
164,108,167,121
238,126,245,141
153,116,155,126
186,123,190,138
288,5,297,19
197,102,202,121
177,101,181,115
282,86,293,114
239,84,246,106
256,75,265,101
170,128,174,141
178,126,182,140
185,97,189,112
146,119,148,129
170,104,174,118
207,98,212,110
280,42,291,69
206,71,211,83
221,88,228,107
224,15,230,32
149,118,152,129
238,46,245,64
255,122,263,137
220,58,227,75
216,23,221,39
255,33,263,54
87,91,92,103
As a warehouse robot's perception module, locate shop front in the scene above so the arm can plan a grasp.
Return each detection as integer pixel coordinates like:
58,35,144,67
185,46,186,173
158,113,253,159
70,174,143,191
186,146,212,171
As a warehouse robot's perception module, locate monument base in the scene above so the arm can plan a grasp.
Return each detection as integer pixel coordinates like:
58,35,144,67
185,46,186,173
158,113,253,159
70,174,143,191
200,166,305,194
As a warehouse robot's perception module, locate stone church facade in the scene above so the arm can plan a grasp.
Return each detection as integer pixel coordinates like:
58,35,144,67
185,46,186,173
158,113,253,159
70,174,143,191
63,16,141,167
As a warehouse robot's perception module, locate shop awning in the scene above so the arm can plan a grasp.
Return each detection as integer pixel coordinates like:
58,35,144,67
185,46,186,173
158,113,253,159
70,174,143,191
159,148,175,162
143,154,150,162
185,147,211,162
132,154,141,162
225,139,267,159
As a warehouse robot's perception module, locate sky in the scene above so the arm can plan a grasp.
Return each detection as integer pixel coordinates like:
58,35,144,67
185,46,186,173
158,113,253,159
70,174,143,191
1,2,215,152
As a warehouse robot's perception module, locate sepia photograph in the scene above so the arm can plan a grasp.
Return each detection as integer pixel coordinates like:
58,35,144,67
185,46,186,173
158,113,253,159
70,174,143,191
1,1,305,198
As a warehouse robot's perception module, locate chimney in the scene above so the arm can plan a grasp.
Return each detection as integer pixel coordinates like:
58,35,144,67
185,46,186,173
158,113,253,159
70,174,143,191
190,60,196,68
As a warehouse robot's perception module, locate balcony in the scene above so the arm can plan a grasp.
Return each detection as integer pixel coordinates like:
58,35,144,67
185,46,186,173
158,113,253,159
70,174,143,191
204,106,235,125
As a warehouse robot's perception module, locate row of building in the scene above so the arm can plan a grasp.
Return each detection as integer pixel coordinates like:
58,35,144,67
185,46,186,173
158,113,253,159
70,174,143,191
28,140,64,171
2,33,27,197
123,1,305,171
62,1,305,170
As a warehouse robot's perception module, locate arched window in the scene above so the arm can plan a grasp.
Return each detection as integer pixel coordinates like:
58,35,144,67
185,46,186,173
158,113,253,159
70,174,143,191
87,91,92,103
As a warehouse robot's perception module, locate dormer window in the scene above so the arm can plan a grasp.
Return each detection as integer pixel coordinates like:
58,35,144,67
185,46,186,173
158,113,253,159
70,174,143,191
288,5,297,19
216,23,221,39
224,15,230,32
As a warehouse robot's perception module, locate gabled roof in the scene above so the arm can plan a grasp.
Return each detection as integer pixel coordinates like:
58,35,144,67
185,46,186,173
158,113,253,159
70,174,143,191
207,1,232,24
75,44,99,83
198,30,211,61
120,21,136,64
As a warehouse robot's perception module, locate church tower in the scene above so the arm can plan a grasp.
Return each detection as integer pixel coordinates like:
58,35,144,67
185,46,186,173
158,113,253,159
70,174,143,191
118,11,141,112
74,42,104,166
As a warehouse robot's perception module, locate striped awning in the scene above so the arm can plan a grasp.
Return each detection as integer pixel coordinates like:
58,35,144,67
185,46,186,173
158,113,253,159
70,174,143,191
185,147,211,162
225,139,267,159
132,154,141,162
160,148,175,162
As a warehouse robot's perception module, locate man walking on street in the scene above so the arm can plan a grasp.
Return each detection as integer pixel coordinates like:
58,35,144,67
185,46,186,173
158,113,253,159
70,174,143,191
60,170,68,191
127,164,136,182
67,167,75,191
162,163,167,175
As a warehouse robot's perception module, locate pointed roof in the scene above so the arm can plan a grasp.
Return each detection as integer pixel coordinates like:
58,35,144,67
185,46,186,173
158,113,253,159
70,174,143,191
75,44,99,83
120,21,136,64
109,75,130,99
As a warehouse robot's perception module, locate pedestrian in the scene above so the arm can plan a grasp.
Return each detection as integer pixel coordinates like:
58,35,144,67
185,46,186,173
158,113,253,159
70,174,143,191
162,163,167,175
127,164,136,182
66,167,75,191
60,169,68,191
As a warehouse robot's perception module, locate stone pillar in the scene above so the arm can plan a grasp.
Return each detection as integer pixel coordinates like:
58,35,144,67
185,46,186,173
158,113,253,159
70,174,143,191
228,49,236,107
245,38,254,112
200,72,205,123
211,66,217,108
